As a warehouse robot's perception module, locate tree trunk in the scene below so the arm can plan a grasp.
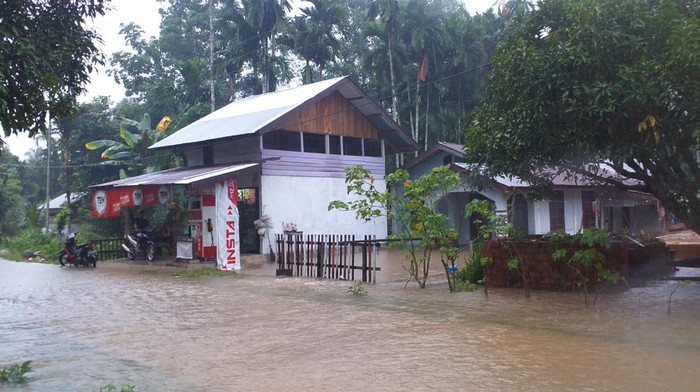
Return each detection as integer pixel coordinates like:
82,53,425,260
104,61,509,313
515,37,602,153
414,79,420,157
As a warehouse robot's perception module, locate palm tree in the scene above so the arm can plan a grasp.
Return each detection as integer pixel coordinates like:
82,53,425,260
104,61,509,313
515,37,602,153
368,0,401,121
244,0,292,93
289,0,347,83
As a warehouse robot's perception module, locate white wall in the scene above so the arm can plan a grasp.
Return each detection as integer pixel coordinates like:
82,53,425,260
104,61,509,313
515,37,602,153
260,175,388,252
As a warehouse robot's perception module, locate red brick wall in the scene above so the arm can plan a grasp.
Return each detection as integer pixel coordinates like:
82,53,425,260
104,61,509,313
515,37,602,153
482,240,630,291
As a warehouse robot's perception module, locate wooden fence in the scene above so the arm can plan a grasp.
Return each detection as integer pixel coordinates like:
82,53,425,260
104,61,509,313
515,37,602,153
91,238,124,261
275,233,381,283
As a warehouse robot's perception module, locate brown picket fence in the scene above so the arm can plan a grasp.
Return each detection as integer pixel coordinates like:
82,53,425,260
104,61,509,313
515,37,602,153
275,233,381,283
91,238,124,261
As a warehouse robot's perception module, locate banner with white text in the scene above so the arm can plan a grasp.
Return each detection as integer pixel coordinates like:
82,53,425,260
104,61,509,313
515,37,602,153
216,179,240,271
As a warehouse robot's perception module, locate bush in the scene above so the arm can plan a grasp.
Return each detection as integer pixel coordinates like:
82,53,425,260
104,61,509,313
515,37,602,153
0,229,61,262
0,361,32,383
455,254,484,285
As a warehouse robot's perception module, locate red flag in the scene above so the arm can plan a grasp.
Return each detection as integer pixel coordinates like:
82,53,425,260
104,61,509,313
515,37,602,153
417,54,429,83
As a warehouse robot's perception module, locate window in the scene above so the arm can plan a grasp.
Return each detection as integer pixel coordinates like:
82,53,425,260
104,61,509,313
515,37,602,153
508,195,529,233
549,191,565,231
262,130,301,151
329,135,341,155
343,136,362,156
581,191,596,228
364,139,382,157
303,133,325,153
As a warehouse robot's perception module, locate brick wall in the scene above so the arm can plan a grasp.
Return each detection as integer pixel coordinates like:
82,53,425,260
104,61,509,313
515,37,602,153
482,240,630,291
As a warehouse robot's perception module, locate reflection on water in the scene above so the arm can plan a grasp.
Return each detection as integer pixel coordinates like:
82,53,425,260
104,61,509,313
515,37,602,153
2,255,700,391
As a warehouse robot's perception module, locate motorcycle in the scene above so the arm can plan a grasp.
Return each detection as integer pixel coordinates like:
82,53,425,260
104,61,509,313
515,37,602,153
58,233,98,267
122,230,156,261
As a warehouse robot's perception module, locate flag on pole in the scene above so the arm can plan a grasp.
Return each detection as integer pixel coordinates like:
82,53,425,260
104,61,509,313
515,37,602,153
417,54,429,83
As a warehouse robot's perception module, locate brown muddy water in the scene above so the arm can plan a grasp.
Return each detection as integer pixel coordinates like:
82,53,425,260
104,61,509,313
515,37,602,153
2,253,700,392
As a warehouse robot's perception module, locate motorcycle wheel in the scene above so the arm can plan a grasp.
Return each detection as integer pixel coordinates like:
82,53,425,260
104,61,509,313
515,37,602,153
58,252,66,266
126,246,135,260
146,244,155,262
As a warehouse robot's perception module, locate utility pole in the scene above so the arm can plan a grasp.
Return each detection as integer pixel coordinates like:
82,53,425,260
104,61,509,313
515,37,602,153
209,0,215,113
45,110,51,234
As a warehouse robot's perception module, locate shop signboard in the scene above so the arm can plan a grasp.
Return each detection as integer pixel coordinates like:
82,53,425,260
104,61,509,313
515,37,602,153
216,179,240,271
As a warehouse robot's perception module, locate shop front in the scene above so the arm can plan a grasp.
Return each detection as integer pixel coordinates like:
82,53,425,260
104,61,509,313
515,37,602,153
91,163,260,271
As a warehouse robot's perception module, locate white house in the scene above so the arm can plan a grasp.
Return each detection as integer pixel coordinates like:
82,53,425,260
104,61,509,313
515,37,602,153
403,142,663,245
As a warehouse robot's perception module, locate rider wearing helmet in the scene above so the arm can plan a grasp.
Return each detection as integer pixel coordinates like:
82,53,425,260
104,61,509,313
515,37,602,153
65,233,78,261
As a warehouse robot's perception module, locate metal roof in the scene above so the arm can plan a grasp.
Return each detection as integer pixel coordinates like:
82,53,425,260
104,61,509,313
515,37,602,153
91,163,259,189
38,192,86,210
402,141,465,171
150,76,417,153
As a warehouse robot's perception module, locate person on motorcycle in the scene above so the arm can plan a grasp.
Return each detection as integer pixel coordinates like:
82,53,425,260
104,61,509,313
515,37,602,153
133,210,150,249
64,233,79,263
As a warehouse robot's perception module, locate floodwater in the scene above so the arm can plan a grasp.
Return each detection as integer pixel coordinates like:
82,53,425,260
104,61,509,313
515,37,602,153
2,253,700,392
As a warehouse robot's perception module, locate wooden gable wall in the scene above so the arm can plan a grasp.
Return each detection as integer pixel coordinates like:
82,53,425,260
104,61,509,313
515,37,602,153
273,91,380,139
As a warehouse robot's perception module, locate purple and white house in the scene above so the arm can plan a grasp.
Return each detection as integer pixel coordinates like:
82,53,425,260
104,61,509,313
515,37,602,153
93,77,417,261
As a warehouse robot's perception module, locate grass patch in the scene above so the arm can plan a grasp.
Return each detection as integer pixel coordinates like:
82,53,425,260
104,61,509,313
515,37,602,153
1,361,32,383
172,268,240,278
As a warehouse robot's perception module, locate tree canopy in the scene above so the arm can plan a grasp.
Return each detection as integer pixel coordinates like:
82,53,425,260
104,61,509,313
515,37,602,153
0,0,107,139
465,0,700,231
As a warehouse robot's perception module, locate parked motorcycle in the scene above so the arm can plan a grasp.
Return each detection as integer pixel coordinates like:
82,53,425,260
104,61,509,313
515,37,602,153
58,233,98,267
122,230,156,261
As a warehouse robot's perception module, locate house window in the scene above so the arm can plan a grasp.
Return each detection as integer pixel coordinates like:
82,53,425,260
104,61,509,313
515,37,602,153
303,133,326,153
549,191,565,231
581,191,596,228
343,136,362,156
364,139,382,157
329,135,341,155
508,194,529,233
262,130,301,151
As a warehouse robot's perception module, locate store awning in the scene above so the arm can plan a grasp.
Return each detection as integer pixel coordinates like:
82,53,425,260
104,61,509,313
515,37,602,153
92,163,259,189
89,163,259,218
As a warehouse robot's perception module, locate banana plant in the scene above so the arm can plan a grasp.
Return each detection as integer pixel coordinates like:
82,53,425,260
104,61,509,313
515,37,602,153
85,114,173,178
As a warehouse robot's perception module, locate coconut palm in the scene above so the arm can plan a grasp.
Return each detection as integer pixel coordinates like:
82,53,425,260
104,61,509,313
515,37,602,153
244,0,292,93
368,0,401,121
288,0,347,83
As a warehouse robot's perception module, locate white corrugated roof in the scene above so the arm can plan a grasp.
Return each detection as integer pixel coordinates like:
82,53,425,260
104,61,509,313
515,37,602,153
37,192,86,210
150,76,417,152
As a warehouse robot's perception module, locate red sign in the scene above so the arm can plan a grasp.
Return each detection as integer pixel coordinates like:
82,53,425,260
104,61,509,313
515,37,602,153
92,189,121,218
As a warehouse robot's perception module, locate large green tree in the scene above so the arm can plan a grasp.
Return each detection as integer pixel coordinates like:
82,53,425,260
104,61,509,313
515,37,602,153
465,0,700,231
0,147,26,235
0,0,107,140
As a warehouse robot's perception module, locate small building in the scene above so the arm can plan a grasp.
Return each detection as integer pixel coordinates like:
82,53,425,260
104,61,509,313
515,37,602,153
38,192,86,233
403,142,663,245
90,77,417,268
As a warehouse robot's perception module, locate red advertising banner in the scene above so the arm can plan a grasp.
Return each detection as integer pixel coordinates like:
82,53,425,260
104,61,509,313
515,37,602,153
216,179,240,271
92,189,121,218
92,185,172,218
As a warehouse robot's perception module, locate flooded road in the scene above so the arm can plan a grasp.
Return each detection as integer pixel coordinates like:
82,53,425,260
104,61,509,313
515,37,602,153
2,256,700,391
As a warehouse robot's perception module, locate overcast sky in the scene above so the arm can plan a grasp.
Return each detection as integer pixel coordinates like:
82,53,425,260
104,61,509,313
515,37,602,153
6,0,497,158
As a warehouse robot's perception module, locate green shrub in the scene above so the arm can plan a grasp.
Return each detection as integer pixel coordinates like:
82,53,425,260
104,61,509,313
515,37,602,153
99,383,136,392
348,281,368,296
0,361,32,383
1,229,61,262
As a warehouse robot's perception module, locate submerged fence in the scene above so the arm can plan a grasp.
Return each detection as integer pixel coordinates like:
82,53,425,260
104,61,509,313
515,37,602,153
275,233,381,283
92,238,123,261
